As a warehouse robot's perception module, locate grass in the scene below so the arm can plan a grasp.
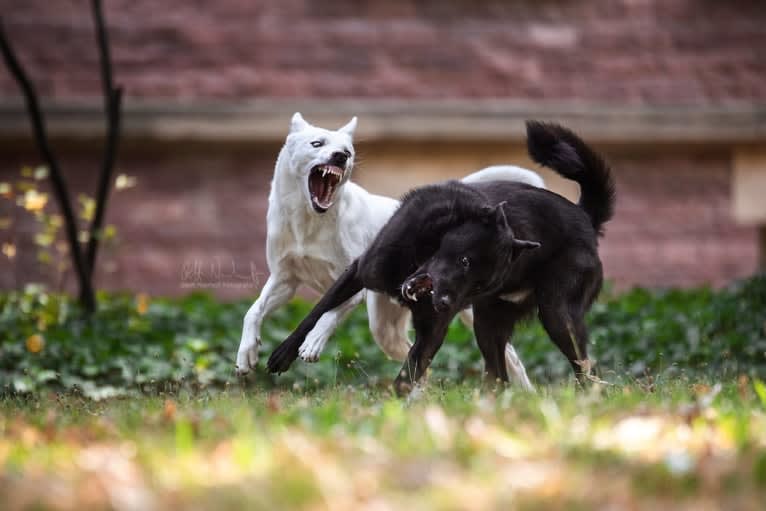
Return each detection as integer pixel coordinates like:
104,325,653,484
2,274,765,396
1,275,765,508
1,378,765,510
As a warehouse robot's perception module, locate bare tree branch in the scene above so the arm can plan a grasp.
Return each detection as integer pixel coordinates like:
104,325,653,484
84,0,123,282
0,18,96,312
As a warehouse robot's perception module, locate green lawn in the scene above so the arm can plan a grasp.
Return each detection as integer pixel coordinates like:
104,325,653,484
1,275,765,509
1,380,765,510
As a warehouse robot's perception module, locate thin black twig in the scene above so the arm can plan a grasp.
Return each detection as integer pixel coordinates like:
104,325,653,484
84,0,123,281
0,18,95,312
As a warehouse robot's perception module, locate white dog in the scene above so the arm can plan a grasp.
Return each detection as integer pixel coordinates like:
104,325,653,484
235,113,544,390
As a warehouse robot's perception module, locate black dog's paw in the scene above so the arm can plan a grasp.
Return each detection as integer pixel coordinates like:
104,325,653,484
266,339,301,374
393,377,413,398
401,273,433,302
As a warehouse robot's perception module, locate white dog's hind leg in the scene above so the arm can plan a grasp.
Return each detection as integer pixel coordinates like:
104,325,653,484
460,307,534,391
458,308,474,329
236,274,297,375
505,344,535,392
367,292,412,361
299,291,364,362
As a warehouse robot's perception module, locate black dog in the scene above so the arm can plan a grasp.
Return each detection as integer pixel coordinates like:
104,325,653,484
268,121,616,395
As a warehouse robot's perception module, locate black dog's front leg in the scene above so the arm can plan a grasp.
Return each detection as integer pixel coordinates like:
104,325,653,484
267,260,364,374
393,302,454,397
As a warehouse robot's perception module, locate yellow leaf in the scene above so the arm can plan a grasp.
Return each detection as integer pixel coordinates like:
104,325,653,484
26,334,45,353
103,224,117,241
15,180,35,193
136,293,150,315
37,250,51,264
20,166,33,178
115,174,137,190
78,195,96,222
0,182,11,198
22,190,48,212
2,243,16,259
0,217,12,229
49,214,63,228
34,232,54,247
78,230,90,243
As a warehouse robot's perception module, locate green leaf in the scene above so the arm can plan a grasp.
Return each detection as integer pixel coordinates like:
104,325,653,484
754,379,766,408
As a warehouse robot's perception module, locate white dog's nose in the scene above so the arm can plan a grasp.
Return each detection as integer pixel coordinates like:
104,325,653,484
330,151,348,167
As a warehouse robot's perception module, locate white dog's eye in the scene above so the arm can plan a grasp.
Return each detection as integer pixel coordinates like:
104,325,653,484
343,149,352,158
310,140,324,148
460,256,470,268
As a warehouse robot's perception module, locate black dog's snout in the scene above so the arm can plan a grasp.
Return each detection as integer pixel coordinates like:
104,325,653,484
330,151,349,167
434,294,453,312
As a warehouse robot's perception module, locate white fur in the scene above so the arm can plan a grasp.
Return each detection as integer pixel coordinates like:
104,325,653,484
462,165,545,188
236,113,545,390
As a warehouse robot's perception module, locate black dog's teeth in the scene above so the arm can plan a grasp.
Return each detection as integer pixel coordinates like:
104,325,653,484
407,282,418,302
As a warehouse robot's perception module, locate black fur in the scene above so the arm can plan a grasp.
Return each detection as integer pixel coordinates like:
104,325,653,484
526,120,616,234
267,121,616,395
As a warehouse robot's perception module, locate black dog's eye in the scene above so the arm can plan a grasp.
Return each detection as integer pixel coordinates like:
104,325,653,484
310,140,324,148
460,256,471,269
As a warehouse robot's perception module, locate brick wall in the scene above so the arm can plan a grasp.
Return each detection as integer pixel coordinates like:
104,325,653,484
601,149,757,287
0,140,757,297
0,0,763,296
0,142,276,299
1,0,764,103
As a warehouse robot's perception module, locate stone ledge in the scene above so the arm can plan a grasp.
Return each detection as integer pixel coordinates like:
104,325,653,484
1,99,764,145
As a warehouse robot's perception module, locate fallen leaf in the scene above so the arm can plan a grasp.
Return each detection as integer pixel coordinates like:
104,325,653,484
26,334,45,353
136,293,150,315
164,399,177,422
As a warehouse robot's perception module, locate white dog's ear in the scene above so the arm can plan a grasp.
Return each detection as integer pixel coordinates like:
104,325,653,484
338,116,358,136
290,112,310,133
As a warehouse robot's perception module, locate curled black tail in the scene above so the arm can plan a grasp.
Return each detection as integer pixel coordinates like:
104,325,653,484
526,121,616,234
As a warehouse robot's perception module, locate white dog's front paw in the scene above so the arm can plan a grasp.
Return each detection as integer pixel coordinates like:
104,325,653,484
298,333,328,363
235,337,261,375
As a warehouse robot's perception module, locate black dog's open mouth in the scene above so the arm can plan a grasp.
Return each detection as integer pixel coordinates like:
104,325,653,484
402,273,433,302
308,164,343,213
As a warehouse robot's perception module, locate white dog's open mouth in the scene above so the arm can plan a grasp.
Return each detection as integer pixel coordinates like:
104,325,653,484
308,164,343,213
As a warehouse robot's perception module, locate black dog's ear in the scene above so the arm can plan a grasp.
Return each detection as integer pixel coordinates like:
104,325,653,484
493,202,541,258
510,237,540,261
512,238,541,250
494,201,511,232
493,202,519,243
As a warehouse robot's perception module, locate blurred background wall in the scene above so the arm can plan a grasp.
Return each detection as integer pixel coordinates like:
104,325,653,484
1,0,765,298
